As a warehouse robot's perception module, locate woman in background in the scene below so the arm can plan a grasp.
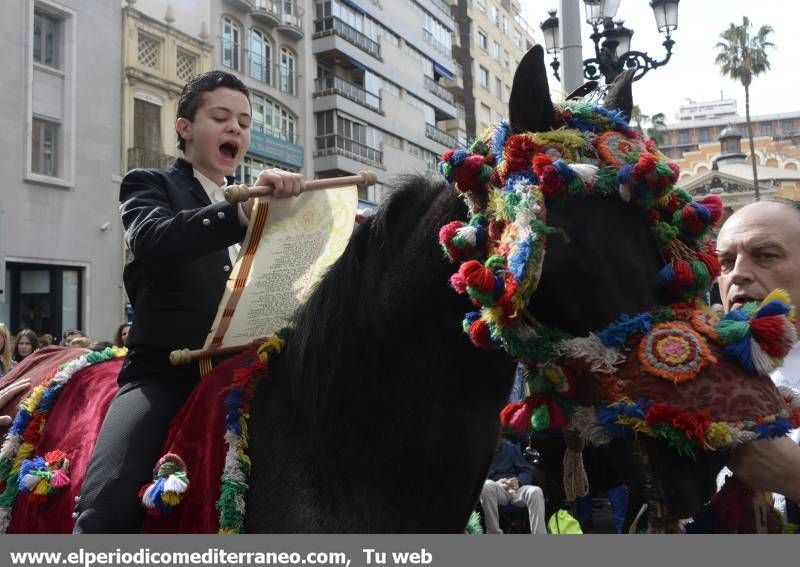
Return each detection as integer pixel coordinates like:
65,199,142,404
0,323,14,378
12,329,39,364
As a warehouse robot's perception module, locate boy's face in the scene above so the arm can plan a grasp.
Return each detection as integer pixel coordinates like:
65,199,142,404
176,87,251,183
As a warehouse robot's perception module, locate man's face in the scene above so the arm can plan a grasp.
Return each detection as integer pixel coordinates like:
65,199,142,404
177,87,251,183
716,202,800,319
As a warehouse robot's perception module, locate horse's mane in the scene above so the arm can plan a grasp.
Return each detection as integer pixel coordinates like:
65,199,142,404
276,174,464,421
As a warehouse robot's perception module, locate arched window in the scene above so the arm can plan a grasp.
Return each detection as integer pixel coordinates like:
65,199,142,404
221,16,241,70
249,29,272,84
251,92,296,142
279,47,296,95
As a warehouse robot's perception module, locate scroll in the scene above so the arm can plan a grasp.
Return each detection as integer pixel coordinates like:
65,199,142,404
169,184,358,366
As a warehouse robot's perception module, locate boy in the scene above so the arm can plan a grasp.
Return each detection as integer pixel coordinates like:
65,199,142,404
74,71,305,532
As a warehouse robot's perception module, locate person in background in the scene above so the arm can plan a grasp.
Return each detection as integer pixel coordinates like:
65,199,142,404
113,323,131,348
61,329,84,346
0,323,15,378
12,329,39,364
716,198,800,522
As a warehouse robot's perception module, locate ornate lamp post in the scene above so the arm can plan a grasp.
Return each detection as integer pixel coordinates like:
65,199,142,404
540,0,680,84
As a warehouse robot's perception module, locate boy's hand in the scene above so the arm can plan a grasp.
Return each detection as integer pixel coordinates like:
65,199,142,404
254,169,306,199
0,379,31,427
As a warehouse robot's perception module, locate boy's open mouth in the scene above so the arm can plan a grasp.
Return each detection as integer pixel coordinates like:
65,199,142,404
219,142,239,160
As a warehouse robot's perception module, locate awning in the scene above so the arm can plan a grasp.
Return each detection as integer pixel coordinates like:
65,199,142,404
346,55,367,71
341,0,366,14
434,62,454,81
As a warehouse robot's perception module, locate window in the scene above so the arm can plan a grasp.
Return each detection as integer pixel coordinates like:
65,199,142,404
137,32,161,69
494,77,502,98
2,262,82,340
479,103,491,127
222,16,241,70
31,118,59,177
251,93,296,142
477,30,487,50
176,49,197,82
492,40,500,60
491,5,499,25
679,130,689,144
133,98,162,153
782,119,794,132
479,66,489,88
33,10,61,68
475,0,486,12
504,50,510,68
279,47,296,95
249,29,272,84
761,122,773,137
502,16,508,34
698,128,709,143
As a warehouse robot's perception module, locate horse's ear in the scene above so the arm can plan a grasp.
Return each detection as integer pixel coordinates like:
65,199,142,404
602,69,635,120
508,45,556,134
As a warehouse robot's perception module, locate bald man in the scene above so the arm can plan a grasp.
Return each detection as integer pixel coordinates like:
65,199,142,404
716,199,800,520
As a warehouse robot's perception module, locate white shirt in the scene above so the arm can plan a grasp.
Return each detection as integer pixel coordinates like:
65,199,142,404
769,341,800,517
193,168,248,267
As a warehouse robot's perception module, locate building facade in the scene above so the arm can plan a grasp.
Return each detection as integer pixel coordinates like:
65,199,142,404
661,98,800,160
309,0,460,202
447,0,536,142
0,0,122,341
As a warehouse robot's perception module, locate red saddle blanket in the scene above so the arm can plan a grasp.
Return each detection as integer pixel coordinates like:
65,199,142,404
7,350,257,533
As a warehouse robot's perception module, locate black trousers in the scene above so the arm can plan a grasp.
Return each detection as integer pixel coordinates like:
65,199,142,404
73,371,197,533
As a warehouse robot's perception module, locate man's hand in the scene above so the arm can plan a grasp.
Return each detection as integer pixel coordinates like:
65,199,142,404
729,437,800,502
0,379,31,427
497,477,519,492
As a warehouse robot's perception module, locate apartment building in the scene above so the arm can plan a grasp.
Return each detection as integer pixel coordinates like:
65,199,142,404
310,0,459,202
0,0,122,341
447,0,536,142
661,98,800,160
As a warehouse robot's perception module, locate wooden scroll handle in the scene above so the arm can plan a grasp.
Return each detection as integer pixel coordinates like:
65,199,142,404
169,338,269,366
225,170,378,203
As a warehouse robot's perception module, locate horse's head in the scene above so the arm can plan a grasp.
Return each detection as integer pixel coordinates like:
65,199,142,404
437,45,799,530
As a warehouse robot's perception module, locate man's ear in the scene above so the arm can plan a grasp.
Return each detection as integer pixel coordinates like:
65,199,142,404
175,117,192,145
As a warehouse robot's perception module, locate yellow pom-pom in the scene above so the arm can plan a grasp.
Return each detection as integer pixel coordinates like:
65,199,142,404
161,491,182,506
705,422,733,449
33,478,50,496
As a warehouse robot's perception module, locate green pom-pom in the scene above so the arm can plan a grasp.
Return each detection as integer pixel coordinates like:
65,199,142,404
479,165,492,182
531,404,550,431
653,222,679,246
469,213,488,227
485,255,505,271
690,260,710,290
715,319,751,344
441,163,453,179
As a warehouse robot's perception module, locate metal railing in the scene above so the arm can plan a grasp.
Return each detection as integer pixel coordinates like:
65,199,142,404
278,4,304,31
425,123,458,147
422,28,451,57
127,147,174,171
278,64,297,96
424,76,454,104
313,16,381,59
315,133,383,166
428,0,452,16
314,76,380,111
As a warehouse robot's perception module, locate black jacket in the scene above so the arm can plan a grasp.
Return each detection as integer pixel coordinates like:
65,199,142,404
120,158,246,372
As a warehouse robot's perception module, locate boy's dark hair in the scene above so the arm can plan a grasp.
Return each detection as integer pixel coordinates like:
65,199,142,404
175,70,250,152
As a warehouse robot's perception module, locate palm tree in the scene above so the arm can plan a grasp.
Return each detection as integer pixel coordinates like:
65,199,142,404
630,106,667,146
715,16,775,201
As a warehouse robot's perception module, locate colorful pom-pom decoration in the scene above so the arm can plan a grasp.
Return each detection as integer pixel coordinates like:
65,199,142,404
139,453,189,516
17,450,71,504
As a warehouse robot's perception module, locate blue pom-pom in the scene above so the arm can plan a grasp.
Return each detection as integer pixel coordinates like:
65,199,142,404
753,418,792,439
598,313,653,348
451,149,470,167
617,164,634,185
492,275,505,299
723,336,754,371
465,311,481,324
474,225,488,248
491,121,511,165
754,299,791,319
508,238,533,281
553,159,575,180
690,202,712,224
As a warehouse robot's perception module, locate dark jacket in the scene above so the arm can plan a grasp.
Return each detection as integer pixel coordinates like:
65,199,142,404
487,440,534,486
119,158,246,375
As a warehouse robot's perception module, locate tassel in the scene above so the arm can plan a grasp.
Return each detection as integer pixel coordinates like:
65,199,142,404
139,453,189,516
50,469,70,489
562,431,589,501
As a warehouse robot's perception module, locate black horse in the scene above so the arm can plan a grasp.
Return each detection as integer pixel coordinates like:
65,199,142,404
244,46,726,532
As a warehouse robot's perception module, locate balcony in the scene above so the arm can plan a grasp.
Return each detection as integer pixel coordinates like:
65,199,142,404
425,123,458,148
315,134,383,167
314,16,381,60
314,76,381,112
251,0,280,27
127,147,175,171
223,0,254,12
424,76,454,105
277,3,304,40
422,28,451,58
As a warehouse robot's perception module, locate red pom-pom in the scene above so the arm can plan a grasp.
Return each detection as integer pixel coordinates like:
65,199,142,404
674,259,695,288
500,401,525,426
681,205,704,234
469,318,492,348
548,400,567,429
633,152,658,180
697,251,721,279
750,316,791,357
504,135,537,175
44,450,66,465
696,195,724,224
441,149,455,162
646,403,681,425
532,154,554,176
459,260,496,294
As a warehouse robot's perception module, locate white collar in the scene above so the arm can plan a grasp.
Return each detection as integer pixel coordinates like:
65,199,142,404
193,167,227,201
771,341,800,391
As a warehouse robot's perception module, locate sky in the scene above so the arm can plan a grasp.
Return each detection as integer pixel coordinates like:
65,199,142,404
519,1,798,124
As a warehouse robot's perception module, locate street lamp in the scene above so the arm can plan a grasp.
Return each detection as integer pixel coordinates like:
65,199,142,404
540,0,680,84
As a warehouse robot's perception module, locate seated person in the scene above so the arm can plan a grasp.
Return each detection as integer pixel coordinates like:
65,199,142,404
480,431,546,534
